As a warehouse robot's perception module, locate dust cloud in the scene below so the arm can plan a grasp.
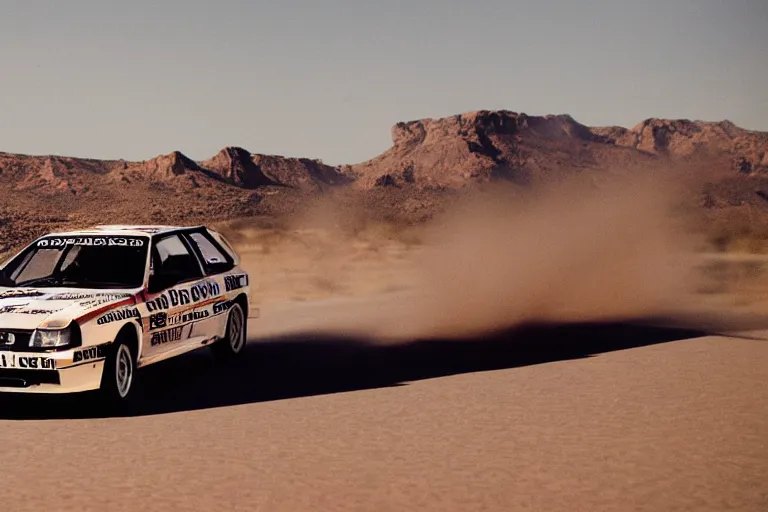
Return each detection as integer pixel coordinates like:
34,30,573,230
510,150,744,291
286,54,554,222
380,178,685,338
233,174,765,342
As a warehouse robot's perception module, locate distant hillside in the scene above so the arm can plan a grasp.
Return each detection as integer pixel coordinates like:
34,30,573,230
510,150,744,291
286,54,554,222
349,111,768,189
1,110,767,252
0,146,352,251
0,146,350,195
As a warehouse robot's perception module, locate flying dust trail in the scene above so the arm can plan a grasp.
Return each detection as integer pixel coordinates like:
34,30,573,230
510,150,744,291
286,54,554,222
369,176,694,340
237,174,768,342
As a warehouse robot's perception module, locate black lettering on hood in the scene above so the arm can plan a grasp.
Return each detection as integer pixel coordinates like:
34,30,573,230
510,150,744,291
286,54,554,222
0,289,46,299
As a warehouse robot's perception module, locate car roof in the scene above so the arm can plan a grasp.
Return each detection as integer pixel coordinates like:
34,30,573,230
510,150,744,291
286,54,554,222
41,225,207,238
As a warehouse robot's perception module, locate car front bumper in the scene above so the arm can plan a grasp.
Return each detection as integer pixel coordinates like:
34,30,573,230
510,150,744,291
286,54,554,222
0,344,108,394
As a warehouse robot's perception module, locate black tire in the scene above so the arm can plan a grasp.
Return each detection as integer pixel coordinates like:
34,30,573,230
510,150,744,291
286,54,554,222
98,333,137,405
211,302,247,361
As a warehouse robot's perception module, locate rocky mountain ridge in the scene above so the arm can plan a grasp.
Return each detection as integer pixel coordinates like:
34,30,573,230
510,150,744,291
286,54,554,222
2,111,765,194
350,111,768,188
1,110,767,252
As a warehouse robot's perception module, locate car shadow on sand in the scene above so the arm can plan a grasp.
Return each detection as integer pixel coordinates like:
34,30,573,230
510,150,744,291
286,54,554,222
0,320,707,420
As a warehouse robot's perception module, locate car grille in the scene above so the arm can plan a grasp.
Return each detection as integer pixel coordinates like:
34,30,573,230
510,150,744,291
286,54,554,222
0,329,33,352
0,369,60,388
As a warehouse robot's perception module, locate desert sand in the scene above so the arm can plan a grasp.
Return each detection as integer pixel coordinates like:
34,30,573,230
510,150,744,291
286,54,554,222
1,177,768,511
0,320,766,511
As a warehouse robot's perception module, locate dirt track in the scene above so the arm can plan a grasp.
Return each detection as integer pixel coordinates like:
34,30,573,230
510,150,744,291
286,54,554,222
3,182,768,510
0,309,766,511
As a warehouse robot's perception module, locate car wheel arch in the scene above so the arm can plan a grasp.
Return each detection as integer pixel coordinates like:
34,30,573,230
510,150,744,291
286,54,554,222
233,293,249,315
114,322,141,361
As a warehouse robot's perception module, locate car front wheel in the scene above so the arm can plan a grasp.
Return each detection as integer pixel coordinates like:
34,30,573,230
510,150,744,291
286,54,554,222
99,337,136,403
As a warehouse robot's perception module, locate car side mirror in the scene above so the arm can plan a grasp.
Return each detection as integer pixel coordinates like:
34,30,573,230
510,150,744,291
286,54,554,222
0,268,14,287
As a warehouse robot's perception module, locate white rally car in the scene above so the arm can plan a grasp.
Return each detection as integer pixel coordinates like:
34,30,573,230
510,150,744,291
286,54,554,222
0,225,251,403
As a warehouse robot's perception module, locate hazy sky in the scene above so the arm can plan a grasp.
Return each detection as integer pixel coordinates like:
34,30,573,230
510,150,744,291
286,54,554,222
1,0,766,164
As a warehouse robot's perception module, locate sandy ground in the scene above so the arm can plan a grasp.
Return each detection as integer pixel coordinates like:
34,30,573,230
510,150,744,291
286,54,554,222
2,182,768,511
0,315,766,511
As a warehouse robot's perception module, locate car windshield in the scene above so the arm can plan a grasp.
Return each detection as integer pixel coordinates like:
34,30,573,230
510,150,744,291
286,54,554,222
1,235,149,289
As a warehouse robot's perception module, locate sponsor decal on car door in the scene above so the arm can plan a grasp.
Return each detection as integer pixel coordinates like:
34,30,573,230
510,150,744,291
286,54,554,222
142,277,224,354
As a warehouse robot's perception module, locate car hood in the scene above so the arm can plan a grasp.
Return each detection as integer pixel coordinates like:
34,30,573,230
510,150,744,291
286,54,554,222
0,287,139,330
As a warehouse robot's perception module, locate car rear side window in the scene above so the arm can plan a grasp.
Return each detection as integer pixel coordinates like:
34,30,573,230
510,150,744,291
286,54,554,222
186,232,233,275
155,235,188,264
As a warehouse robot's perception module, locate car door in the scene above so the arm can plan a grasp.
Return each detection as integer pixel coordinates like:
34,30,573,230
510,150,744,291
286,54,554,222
141,232,217,357
181,229,237,339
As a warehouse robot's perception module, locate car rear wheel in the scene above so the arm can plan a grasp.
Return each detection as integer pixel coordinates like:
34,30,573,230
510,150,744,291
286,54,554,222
211,303,247,360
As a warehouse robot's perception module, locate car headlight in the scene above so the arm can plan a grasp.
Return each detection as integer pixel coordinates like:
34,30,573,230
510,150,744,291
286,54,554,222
30,325,79,349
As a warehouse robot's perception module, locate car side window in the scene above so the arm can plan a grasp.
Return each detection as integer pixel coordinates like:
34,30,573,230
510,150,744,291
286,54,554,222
153,235,203,282
186,232,234,275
